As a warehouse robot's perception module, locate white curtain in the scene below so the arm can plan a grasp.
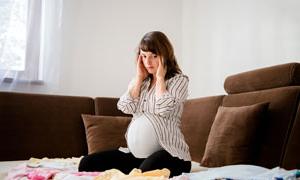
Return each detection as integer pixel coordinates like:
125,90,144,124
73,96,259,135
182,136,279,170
0,0,63,93
38,0,63,93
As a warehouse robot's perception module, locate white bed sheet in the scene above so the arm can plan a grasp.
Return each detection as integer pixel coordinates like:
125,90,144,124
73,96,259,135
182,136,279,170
185,164,300,180
0,160,27,179
0,160,204,180
2,161,298,180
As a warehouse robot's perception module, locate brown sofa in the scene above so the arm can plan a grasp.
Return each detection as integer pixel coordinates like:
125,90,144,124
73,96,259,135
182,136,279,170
0,62,299,170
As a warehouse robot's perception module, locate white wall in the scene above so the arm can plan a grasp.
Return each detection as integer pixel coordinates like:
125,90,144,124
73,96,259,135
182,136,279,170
182,0,300,98
56,0,300,98
58,0,182,97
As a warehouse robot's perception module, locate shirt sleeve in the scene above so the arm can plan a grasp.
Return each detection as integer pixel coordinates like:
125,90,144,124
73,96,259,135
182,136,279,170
117,79,140,114
154,74,189,117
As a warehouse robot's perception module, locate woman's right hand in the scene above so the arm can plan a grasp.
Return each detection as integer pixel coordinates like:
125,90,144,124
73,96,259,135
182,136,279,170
136,54,149,82
129,55,148,99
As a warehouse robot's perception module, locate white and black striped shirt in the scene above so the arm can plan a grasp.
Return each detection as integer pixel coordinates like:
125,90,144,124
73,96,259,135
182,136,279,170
117,73,191,161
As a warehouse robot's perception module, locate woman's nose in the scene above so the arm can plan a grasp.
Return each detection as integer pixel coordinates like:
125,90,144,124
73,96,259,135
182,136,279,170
144,57,151,65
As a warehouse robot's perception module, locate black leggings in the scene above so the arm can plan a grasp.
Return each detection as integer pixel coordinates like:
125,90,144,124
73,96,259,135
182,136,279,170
78,149,191,177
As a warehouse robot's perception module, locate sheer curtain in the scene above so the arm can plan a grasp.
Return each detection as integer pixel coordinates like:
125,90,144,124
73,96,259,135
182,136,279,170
38,0,63,93
0,0,63,93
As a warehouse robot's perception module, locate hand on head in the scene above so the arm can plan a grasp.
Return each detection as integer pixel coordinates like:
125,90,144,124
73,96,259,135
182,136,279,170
156,57,167,80
136,54,149,82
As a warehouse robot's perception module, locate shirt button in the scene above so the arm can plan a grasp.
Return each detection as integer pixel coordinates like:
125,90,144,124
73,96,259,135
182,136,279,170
142,110,144,113
144,99,146,102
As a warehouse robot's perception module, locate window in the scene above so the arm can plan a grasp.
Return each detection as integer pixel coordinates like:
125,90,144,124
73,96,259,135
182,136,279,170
0,0,28,71
1,0,62,92
0,0,43,84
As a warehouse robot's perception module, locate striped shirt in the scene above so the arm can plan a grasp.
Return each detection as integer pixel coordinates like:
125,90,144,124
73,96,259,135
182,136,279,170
117,73,191,161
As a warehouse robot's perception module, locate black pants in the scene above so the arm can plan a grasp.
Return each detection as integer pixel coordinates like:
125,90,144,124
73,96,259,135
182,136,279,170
78,149,191,177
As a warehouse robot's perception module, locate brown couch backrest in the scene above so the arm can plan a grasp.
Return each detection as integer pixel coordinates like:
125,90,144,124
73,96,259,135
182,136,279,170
0,92,94,161
94,97,130,117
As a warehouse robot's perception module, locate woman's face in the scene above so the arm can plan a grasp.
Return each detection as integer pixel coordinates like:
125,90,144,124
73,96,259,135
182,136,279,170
140,49,160,75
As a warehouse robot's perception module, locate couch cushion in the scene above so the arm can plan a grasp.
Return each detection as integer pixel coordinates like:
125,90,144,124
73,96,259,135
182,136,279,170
224,62,300,94
282,99,300,169
82,114,131,154
0,91,95,161
181,95,224,163
201,102,269,167
221,86,300,168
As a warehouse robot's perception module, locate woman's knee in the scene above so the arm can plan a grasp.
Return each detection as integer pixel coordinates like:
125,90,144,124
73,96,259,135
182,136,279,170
78,155,92,171
78,153,103,171
78,150,120,172
139,150,191,177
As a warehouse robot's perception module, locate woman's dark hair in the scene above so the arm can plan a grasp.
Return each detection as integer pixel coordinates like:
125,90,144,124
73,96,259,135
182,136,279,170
138,31,182,80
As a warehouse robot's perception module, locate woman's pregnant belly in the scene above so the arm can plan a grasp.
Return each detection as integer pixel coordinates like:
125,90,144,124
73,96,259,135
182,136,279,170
127,115,162,158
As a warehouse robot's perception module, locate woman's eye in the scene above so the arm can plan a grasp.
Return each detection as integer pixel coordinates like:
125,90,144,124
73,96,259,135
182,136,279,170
143,55,146,58
153,55,157,58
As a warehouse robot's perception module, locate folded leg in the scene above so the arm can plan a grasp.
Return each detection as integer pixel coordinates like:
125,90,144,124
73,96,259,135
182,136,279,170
78,149,144,174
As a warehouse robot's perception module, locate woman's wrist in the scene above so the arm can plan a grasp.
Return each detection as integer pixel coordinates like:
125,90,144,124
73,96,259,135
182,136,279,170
130,85,140,99
129,77,143,99
156,78,167,97
156,76,165,82
135,76,145,85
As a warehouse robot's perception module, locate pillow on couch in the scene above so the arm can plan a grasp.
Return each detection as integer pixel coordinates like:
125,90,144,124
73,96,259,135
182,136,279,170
201,102,269,167
81,114,131,154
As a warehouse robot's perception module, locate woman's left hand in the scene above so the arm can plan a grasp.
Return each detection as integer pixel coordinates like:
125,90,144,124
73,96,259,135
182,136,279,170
155,57,167,97
156,57,167,80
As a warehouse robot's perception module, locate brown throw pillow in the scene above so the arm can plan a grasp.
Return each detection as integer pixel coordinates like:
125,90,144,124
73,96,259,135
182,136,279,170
201,102,269,167
81,114,131,154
